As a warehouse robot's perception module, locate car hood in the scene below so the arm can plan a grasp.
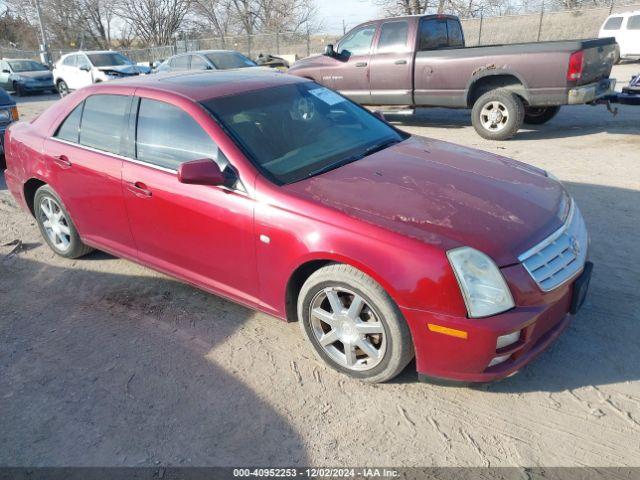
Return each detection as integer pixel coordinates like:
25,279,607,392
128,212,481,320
282,137,570,266
13,71,53,81
98,64,151,75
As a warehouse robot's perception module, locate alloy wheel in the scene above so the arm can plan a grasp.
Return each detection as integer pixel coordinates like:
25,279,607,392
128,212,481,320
480,101,509,132
309,287,387,371
39,196,72,252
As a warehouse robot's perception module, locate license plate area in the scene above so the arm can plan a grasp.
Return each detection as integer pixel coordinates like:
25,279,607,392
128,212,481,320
570,261,593,314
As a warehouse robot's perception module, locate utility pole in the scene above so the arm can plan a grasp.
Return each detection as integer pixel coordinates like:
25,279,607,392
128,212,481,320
33,0,51,65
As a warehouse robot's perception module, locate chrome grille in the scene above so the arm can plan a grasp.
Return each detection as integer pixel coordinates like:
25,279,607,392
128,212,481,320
518,201,588,292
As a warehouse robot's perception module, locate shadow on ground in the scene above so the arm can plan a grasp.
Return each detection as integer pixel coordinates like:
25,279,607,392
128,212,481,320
0,255,308,466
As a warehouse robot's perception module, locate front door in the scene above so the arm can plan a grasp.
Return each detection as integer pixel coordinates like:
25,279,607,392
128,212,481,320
331,23,377,104
121,96,258,303
44,93,136,257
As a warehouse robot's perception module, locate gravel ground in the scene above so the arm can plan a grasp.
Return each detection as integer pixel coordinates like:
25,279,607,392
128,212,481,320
1,64,639,467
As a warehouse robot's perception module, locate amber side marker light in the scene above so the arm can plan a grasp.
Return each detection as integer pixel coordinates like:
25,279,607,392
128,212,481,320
10,106,19,121
427,323,468,339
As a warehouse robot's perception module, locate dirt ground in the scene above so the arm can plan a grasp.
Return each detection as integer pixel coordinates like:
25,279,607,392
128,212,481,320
1,64,639,467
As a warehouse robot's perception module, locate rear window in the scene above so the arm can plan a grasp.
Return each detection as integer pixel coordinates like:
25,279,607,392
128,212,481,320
603,16,623,30
377,21,409,53
79,94,129,154
447,19,464,47
628,15,640,30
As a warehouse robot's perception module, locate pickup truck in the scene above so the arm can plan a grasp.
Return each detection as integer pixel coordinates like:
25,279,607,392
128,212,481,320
288,14,617,140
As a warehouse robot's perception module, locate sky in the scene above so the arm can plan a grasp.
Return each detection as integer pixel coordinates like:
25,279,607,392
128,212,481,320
315,0,382,34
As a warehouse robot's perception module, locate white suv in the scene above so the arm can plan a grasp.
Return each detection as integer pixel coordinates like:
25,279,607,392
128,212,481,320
53,51,151,95
599,11,640,62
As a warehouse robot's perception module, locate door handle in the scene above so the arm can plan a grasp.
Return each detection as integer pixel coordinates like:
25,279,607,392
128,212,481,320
53,154,72,169
126,181,152,198
355,62,368,67
394,59,407,65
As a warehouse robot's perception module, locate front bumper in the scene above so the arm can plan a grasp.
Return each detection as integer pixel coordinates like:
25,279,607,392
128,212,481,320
17,81,55,93
402,274,578,383
568,78,616,104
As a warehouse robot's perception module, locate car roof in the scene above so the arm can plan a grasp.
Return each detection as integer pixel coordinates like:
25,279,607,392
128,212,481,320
87,70,309,102
607,10,640,16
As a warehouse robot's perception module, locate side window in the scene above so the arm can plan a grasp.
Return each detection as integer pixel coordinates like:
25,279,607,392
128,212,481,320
79,94,130,154
377,21,409,53
55,103,84,143
447,20,464,47
0,61,8,72
338,25,377,56
63,55,77,66
628,15,640,30
190,55,209,70
419,19,448,50
603,16,623,30
170,55,189,70
77,55,91,69
135,98,220,171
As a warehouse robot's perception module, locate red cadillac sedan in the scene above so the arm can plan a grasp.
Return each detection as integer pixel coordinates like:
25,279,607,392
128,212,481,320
3,71,592,384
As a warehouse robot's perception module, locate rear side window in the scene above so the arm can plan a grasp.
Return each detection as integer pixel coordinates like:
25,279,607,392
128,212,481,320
135,98,219,170
170,55,189,70
55,103,84,143
603,16,623,30
190,55,209,70
377,21,409,53
628,15,640,29
447,19,464,47
419,19,448,50
79,94,130,154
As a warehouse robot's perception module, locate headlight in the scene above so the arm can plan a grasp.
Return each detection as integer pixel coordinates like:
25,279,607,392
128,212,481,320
0,109,11,122
447,247,515,318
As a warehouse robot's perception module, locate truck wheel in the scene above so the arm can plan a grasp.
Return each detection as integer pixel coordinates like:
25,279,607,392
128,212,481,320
297,264,414,383
524,106,561,125
471,89,524,141
34,185,93,259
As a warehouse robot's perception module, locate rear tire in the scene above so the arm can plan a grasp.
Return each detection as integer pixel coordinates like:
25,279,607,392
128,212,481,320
297,264,414,383
524,106,561,125
34,185,93,259
471,89,525,141
56,80,69,97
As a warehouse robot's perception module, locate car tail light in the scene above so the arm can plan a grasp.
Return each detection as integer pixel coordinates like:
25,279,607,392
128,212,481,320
567,51,584,81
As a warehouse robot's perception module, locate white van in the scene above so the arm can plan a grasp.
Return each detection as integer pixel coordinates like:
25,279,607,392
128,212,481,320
599,11,640,62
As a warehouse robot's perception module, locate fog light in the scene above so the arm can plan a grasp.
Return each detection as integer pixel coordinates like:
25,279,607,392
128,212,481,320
496,330,520,349
488,354,511,367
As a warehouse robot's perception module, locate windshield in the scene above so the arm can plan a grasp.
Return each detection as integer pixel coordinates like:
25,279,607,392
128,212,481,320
204,52,257,70
201,83,406,184
8,60,48,72
87,52,132,67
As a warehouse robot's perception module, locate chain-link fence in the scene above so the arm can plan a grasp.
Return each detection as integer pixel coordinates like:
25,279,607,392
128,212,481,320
3,1,639,65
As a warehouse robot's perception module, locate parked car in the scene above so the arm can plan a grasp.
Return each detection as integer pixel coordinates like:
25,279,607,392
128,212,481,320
599,11,640,63
289,14,617,140
0,58,56,95
156,50,262,73
255,53,290,69
4,71,592,384
53,51,151,96
0,87,18,169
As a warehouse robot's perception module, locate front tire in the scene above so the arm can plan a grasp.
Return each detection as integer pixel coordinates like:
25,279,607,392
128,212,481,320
298,264,414,383
471,89,525,141
524,106,561,125
34,185,93,258
13,82,24,96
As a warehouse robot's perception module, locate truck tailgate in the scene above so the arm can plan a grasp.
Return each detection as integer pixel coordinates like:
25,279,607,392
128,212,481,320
578,38,616,85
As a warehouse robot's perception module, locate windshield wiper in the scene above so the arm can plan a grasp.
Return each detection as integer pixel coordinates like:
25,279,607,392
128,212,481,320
305,138,401,179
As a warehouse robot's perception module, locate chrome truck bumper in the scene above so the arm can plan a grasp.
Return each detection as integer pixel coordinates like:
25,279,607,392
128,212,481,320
568,78,616,104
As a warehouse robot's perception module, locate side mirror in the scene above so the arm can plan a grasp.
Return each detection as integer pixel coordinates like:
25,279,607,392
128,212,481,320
79,65,91,72
324,44,335,57
372,110,386,122
178,159,226,186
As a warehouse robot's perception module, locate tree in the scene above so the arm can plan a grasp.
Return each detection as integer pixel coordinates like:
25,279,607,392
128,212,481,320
115,0,191,46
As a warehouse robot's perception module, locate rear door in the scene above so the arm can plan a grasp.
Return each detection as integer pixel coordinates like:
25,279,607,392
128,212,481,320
369,19,413,105
44,92,136,257
121,95,258,301
332,23,377,103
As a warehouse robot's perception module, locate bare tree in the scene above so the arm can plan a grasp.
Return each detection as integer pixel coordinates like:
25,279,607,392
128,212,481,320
115,0,191,46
